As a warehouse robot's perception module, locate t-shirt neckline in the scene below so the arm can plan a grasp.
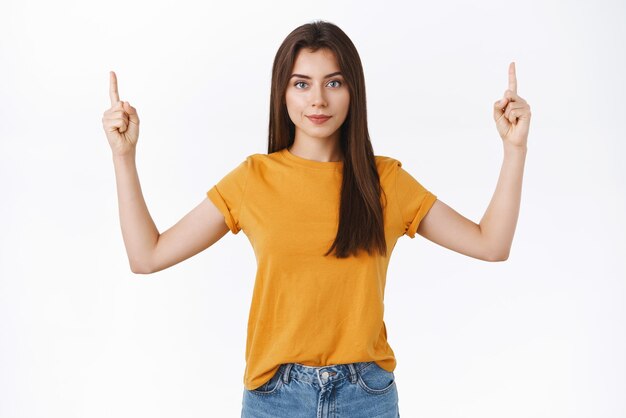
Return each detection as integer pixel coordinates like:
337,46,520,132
280,148,344,170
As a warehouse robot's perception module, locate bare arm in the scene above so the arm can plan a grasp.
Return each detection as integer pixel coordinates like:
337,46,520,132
147,197,230,274
104,71,230,274
112,152,230,273
477,145,527,260
416,62,530,261
416,199,494,261
417,145,526,262
112,151,158,273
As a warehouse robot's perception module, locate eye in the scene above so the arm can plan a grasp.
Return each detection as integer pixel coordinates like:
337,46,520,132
328,80,342,88
293,80,343,89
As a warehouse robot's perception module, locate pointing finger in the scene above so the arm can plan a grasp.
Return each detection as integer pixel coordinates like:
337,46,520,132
508,62,517,95
109,71,120,106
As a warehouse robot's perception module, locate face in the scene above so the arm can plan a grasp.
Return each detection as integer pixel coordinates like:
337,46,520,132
285,48,350,144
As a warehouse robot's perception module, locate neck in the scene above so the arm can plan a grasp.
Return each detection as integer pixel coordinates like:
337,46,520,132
289,137,343,163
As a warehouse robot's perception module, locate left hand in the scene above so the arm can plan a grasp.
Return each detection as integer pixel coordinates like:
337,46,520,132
493,62,531,149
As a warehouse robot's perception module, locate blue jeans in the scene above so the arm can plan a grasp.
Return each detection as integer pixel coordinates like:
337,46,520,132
241,361,400,418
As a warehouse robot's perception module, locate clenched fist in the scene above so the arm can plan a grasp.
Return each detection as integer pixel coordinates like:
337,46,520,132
102,71,140,156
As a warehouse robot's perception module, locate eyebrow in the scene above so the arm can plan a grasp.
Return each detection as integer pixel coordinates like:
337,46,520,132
290,71,343,80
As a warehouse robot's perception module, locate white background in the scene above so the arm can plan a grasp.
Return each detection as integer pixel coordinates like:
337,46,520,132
1,0,625,417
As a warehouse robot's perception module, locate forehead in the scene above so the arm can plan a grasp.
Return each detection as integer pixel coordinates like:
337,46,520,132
292,48,340,73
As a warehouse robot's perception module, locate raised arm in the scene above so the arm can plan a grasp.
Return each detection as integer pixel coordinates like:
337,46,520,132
416,62,531,261
111,152,230,273
103,71,230,274
146,198,230,273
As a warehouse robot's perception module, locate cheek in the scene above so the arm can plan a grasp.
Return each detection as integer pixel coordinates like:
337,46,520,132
284,94,296,119
285,92,304,115
338,93,350,115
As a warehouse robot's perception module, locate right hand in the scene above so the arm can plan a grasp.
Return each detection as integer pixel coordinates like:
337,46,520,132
102,71,140,156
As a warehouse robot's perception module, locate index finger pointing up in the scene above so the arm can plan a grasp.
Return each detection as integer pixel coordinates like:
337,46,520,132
109,71,120,106
508,62,517,94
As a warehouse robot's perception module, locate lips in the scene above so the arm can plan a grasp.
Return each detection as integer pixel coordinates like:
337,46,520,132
307,115,331,123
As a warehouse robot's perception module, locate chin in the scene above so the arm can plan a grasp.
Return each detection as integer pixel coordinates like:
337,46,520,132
309,131,339,140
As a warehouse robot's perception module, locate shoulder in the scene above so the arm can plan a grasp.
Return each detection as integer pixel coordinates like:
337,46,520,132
374,154,402,177
240,152,281,171
374,154,401,166
222,152,289,182
243,152,402,174
373,155,403,195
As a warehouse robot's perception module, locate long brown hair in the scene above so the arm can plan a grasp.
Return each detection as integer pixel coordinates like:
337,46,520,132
268,20,387,259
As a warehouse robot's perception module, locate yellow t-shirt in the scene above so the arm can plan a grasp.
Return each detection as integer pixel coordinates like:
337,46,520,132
207,147,437,390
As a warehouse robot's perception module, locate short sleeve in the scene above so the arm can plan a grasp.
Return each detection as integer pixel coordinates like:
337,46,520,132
206,158,250,234
394,160,437,238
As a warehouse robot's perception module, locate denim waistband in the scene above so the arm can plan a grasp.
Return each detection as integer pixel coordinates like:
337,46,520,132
276,361,376,388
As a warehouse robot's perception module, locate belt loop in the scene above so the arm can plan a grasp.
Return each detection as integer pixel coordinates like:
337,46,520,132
347,363,358,384
282,363,293,384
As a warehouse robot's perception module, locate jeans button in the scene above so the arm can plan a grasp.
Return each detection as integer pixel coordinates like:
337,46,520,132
321,371,329,379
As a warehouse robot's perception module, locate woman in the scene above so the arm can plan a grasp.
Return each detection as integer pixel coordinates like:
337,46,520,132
102,20,530,418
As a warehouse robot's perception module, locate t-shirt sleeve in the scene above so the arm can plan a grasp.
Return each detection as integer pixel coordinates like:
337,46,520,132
394,160,438,238
206,158,250,234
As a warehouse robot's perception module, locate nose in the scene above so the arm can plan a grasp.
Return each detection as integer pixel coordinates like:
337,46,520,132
311,84,327,107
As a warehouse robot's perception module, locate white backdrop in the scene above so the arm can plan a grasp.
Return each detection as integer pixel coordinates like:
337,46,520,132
1,0,625,417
